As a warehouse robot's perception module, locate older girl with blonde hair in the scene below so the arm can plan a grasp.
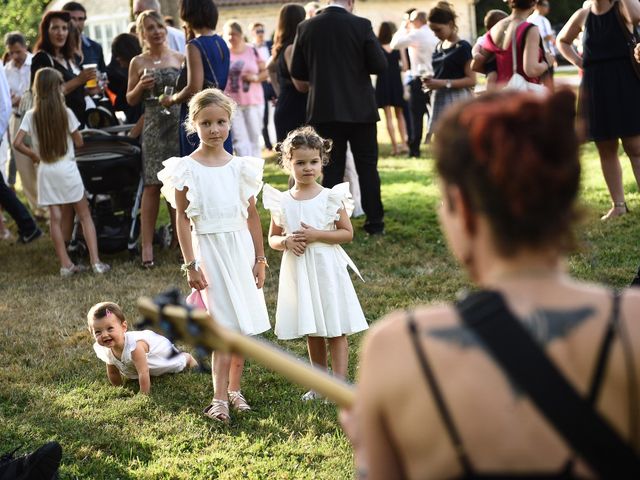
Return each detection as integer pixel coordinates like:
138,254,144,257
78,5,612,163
14,68,109,276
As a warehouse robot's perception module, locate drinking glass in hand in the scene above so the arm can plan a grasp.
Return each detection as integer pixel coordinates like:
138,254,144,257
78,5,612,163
143,68,157,99
161,86,174,115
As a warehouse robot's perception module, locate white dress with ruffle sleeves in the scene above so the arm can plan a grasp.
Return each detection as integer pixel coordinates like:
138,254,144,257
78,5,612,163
158,156,270,336
263,182,368,340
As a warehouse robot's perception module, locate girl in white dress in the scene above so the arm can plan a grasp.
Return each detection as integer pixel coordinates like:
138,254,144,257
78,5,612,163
13,67,109,277
87,302,197,395
263,126,368,401
157,88,270,423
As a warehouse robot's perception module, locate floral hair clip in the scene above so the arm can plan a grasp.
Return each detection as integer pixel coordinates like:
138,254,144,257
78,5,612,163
105,308,112,317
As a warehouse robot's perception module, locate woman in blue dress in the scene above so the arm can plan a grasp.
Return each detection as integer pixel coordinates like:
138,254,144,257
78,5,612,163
159,0,231,155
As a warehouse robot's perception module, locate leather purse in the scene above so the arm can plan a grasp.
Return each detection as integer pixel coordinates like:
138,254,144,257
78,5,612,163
505,23,547,94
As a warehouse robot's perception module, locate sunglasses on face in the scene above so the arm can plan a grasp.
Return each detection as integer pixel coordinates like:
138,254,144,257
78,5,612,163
255,29,265,34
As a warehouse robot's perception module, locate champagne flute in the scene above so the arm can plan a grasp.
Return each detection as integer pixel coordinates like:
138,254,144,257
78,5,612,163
417,64,432,93
143,67,157,100
161,86,175,115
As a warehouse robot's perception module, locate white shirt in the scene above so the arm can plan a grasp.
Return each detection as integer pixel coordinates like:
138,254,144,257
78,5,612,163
390,24,439,77
167,25,186,53
3,53,32,114
528,11,556,55
0,68,11,139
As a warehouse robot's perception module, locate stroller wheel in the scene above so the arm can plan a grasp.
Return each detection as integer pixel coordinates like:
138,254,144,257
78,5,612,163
67,239,87,262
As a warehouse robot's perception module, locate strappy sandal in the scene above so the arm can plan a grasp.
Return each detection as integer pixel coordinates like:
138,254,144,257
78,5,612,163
228,390,251,412
601,201,629,221
203,399,230,423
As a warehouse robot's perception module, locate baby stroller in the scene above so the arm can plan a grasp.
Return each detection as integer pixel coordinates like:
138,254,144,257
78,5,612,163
71,129,143,255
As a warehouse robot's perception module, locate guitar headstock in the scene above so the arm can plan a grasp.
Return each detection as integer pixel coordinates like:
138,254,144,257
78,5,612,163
136,289,231,359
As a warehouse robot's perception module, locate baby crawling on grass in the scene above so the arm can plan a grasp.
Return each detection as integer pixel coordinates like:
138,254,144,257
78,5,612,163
87,302,197,394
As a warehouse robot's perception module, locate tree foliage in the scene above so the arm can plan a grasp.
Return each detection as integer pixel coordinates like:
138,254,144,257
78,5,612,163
0,0,51,47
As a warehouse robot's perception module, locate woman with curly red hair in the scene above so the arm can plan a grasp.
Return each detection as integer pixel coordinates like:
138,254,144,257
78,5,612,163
342,91,640,479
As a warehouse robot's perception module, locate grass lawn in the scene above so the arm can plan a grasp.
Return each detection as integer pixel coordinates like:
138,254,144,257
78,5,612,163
0,139,638,479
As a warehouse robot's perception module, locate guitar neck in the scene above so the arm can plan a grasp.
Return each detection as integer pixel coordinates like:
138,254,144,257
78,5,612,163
137,298,355,408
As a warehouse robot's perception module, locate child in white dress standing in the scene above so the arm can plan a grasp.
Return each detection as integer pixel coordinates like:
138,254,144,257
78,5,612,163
88,302,197,394
263,126,368,401
13,68,110,276
157,89,270,423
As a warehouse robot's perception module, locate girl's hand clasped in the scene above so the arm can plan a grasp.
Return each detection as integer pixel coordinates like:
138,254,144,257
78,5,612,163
284,234,307,256
187,268,208,291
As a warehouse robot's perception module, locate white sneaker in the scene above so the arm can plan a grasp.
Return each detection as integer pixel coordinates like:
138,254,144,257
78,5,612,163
60,264,87,277
92,262,111,274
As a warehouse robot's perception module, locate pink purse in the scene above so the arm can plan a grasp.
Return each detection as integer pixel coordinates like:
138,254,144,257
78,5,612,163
185,289,207,309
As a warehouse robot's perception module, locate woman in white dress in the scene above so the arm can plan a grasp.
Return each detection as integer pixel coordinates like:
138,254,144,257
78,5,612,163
158,88,270,423
264,126,368,401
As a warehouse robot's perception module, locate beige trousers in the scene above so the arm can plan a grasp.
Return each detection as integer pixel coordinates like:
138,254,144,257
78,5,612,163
9,113,42,215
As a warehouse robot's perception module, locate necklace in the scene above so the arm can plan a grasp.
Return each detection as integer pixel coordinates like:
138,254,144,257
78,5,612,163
149,52,165,65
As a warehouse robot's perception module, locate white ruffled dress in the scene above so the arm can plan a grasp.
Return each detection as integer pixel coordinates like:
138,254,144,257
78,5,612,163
158,156,270,336
93,330,187,379
263,182,368,340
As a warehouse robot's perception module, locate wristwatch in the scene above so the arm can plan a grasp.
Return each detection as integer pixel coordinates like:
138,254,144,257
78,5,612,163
445,80,452,89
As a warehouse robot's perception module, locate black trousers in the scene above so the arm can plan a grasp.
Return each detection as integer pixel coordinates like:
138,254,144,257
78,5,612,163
408,78,429,157
313,122,384,234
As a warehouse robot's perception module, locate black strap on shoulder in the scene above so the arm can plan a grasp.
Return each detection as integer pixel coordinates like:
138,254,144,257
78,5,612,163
587,292,620,404
456,291,640,479
406,311,474,476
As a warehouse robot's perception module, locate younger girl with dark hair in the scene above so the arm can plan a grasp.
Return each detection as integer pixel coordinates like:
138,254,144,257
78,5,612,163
263,126,368,402
341,91,640,478
423,2,476,135
14,68,109,276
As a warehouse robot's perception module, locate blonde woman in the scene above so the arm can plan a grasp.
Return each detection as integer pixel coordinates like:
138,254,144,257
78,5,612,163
223,20,268,157
127,10,184,268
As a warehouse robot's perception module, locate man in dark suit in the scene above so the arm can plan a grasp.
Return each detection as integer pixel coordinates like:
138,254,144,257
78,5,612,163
290,0,388,235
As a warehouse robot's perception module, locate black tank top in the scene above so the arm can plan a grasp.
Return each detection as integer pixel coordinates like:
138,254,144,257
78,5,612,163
406,292,635,479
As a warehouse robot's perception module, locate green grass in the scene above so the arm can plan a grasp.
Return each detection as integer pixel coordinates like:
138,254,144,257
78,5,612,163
0,140,638,478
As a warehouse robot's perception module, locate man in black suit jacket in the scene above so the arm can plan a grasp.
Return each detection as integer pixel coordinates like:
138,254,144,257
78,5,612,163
290,0,388,235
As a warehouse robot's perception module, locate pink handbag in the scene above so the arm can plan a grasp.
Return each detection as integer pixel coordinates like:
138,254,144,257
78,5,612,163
185,289,207,309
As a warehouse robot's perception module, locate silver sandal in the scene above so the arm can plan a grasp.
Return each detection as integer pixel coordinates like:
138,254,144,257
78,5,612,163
228,390,251,412
203,399,230,423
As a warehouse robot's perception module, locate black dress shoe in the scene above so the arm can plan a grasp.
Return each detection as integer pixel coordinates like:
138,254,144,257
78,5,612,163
18,228,43,244
0,441,62,480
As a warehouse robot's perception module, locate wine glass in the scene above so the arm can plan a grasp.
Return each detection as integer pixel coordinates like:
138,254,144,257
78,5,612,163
143,67,157,100
161,86,175,115
416,64,432,93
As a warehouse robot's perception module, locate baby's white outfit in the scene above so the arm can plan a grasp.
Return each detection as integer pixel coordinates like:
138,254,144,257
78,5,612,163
19,108,84,206
158,155,270,335
93,330,187,379
263,182,368,340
